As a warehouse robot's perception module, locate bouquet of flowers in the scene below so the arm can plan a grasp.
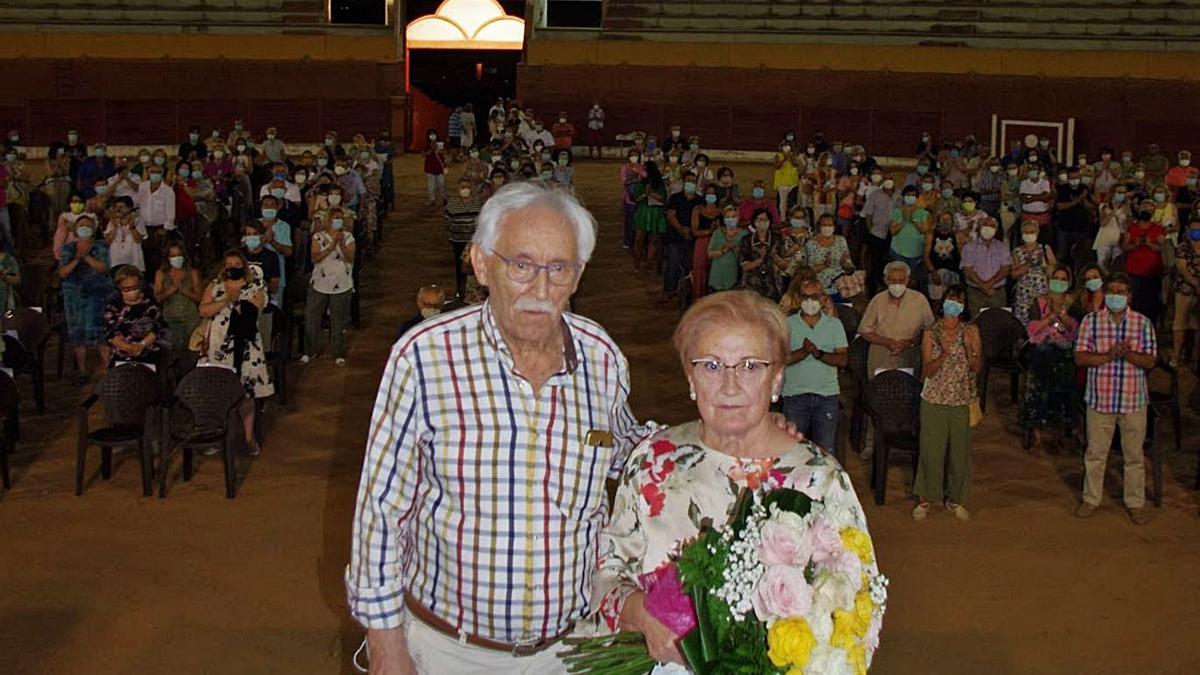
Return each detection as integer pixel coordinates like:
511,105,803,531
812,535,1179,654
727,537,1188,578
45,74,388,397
561,483,887,674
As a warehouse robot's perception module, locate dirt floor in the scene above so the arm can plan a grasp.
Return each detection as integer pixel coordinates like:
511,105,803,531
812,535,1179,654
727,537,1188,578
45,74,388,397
2,156,1199,675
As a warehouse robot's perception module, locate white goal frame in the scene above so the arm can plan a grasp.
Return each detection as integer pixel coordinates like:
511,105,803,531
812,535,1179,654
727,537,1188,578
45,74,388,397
990,115,1077,167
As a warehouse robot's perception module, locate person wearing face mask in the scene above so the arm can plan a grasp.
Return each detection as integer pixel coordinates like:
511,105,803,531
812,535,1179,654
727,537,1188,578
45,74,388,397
135,165,176,273
1073,273,1157,524
889,185,931,286
1121,199,1166,326
781,278,850,452
551,112,574,152
552,150,574,186
226,119,249,150
805,213,854,300
44,142,74,217
424,129,447,207
860,173,897,292
154,241,203,346
445,178,483,299
953,195,989,246
63,128,87,183
776,206,810,284
1149,184,1178,237
660,150,684,196
334,159,367,211
772,142,801,221
86,176,112,216
103,265,169,369
1054,169,1096,266
76,143,115,198
811,152,840,219
1165,150,1197,191
834,161,862,235
662,124,685,155
1072,264,1106,318
178,124,208,162
463,147,489,189
971,157,1005,221
925,210,961,302
707,205,748,292
54,192,91,262
1170,216,1200,367
585,102,605,159
1019,163,1053,232
481,168,507,201
619,150,645,251
915,131,937,165
57,215,113,382
691,153,713,191
396,285,446,339
737,209,783,299
859,261,934,380
960,216,1012,312
905,160,936,191
102,196,146,271
1091,147,1122,201
1011,220,1058,323
1125,164,1151,203
1094,186,1130,271
258,126,286,164
1143,143,1169,185
941,144,968,189
690,184,724,300
999,160,1023,235
737,179,780,226
302,206,357,366
662,172,701,303
913,283,982,522
714,166,739,206
258,194,293,294
1019,264,1081,451
198,249,273,455
632,161,668,274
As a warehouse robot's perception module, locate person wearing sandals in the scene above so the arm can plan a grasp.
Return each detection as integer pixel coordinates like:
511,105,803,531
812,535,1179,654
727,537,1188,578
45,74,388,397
913,284,983,522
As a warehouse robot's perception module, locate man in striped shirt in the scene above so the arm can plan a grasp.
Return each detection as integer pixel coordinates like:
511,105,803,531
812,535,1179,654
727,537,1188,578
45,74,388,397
347,183,652,673
1073,273,1157,524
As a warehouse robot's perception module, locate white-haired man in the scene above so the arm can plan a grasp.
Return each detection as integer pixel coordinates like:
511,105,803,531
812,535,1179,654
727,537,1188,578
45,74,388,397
859,260,934,379
347,183,648,674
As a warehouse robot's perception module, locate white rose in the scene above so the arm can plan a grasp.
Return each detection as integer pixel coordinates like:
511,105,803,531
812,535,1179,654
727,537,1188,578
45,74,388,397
804,644,856,675
810,570,858,617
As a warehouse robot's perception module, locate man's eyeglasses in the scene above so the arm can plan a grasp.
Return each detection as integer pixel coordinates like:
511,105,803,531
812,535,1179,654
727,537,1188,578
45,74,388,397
690,358,773,381
491,251,581,286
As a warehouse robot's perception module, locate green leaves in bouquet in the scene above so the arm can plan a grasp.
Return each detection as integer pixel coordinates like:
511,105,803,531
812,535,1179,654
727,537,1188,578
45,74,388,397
760,487,814,519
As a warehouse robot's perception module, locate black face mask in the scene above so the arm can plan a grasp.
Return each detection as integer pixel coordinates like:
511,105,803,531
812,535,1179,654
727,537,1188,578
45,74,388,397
1138,211,1153,221
226,266,246,280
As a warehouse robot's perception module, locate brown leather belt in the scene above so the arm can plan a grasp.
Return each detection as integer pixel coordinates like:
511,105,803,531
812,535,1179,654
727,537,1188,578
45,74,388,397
404,594,573,657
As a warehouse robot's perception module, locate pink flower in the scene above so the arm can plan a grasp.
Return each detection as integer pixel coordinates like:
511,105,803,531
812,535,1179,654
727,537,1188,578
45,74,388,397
752,564,813,622
640,564,697,637
804,518,845,569
759,520,807,567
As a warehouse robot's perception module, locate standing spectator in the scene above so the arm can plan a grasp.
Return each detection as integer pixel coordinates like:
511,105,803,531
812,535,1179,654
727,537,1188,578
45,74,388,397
859,261,934,377
1073,273,1157,524
0,242,21,311
707,205,747,292
103,196,146,271
960,218,1011,312
177,125,207,162
690,182,723,300
973,157,1004,220
913,284,982,521
805,213,853,300
663,174,700,301
1020,265,1080,451
925,210,961,301
551,112,574,151
134,163,176,273
154,241,202,348
57,215,112,383
445,178,482,299
632,161,667,274
890,185,931,284
447,107,463,159
423,130,446,207
1054,168,1096,264
862,174,896,293
0,157,10,251
53,192,88,262
586,101,605,158
303,210,355,366
552,150,574,186
1143,143,1169,185
1171,215,1200,366
459,104,477,152
260,127,286,164
1019,163,1053,234
77,143,115,197
1010,220,1057,323
782,279,849,451
738,209,781,300
1073,263,1106,318
1166,150,1197,190
1122,200,1166,326
1094,186,1131,271
772,143,801,221
737,180,780,225
104,266,169,367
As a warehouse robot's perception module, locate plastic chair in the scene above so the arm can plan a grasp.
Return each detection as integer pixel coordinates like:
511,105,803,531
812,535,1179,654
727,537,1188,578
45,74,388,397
845,335,871,454
1144,363,1180,507
75,363,162,496
864,370,922,505
835,303,861,342
973,307,1027,412
262,303,290,406
0,372,18,489
2,307,50,413
159,365,249,499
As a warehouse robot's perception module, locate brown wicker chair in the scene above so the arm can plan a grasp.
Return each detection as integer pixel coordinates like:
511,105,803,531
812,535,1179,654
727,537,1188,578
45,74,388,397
159,365,249,499
844,335,871,454
865,369,922,505
262,303,290,406
0,372,18,489
75,363,162,496
2,307,50,414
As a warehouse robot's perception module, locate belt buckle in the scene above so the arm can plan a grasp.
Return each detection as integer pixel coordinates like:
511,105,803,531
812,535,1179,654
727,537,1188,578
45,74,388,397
510,637,543,657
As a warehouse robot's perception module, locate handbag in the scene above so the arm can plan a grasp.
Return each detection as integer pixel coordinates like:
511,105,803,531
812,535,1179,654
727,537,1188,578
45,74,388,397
187,318,211,353
968,399,983,428
833,270,866,299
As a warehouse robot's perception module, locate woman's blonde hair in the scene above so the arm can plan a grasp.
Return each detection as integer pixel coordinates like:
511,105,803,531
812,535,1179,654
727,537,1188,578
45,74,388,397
673,291,788,371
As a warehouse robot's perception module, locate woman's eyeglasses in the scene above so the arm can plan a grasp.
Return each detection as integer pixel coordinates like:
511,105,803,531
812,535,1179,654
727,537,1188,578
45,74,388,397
690,358,772,381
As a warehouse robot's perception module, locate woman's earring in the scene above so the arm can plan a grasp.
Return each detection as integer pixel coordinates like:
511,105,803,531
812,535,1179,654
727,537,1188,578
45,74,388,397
689,388,697,401
771,392,780,403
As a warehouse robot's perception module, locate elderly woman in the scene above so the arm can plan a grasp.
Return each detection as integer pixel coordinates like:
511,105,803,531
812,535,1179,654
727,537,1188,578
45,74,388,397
690,183,723,300
1020,264,1080,451
154,240,203,347
58,214,112,382
104,266,169,367
707,205,747,293
806,212,854,300
592,291,882,668
197,249,274,455
914,284,982,521
737,208,781,299
302,208,355,366
1010,219,1057,323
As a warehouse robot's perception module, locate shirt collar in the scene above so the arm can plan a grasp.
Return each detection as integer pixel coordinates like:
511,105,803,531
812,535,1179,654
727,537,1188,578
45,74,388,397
481,300,579,376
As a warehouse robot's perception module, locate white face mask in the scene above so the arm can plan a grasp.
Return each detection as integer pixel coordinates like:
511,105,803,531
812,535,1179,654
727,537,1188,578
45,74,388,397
328,194,342,205
820,225,835,237
458,187,471,197
980,226,997,240
888,283,907,298
420,307,441,319
800,299,822,316
1182,159,1192,167
882,179,895,190
1022,232,1038,244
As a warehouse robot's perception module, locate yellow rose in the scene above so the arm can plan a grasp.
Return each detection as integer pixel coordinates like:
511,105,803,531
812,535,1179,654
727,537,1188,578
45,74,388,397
849,644,868,675
854,591,874,632
831,609,860,651
767,618,817,669
840,528,874,564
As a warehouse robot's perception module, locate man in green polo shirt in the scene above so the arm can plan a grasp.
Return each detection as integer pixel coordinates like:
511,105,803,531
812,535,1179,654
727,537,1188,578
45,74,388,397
782,278,849,452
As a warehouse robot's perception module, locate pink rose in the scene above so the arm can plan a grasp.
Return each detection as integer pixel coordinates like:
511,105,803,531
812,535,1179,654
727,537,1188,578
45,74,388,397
804,518,844,569
759,520,806,567
752,564,813,622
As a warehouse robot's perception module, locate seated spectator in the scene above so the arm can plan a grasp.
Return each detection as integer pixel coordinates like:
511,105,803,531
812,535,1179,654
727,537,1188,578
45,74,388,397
914,284,982,522
103,196,145,271
397,285,447,339
859,261,934,378
197,250,274,455
303,211,355,366
1011,220,1057,323
781,278,849,451
805,213,853,300
57,215,112,382
1020,264,1080,451
154,241,203,349
1122,199,1165,326
707,205,747,293
104,265,169,367
960,217,1011,312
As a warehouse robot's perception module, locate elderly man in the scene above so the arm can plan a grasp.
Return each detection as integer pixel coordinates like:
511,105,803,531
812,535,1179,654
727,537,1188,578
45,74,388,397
1074,273,1157,524
349,183,649,674
860,261,934,379
395,285,446,340
960,218,1011,312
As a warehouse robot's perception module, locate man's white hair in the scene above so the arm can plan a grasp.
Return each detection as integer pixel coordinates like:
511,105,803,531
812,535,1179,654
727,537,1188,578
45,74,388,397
884,260,911,279
472,182,597,263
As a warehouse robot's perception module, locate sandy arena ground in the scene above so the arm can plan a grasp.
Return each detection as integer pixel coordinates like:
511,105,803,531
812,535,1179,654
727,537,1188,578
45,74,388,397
1,156,1199,674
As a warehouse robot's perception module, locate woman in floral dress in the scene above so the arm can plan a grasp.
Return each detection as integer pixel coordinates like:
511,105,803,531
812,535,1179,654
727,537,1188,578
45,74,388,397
591,291,883,672
1010,219,1057,323
1019,264,1080,451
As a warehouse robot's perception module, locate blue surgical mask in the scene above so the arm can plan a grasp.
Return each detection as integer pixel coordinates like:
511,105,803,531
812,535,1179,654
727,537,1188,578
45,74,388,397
1085,277,1103,292
149,173,163,183
260,208,277,219
94,149,106,158
94,185,108,195
1114,193,1126,204
704,194,717,205
916,165,929,175
273,172,287,181
331,218,344,231
178,168,191,178
1048,279,1070,294
684,182,697,194
169,256,185,269
75,226,94,239
942,299,964,317
271,188,286,199
752,187,765,199
153,156,166,166
1105,293,1128,312
904,195,917,206
243,235,262,249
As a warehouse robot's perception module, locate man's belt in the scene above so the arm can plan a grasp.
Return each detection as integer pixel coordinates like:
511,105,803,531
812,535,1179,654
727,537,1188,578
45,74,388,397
404,594,572,657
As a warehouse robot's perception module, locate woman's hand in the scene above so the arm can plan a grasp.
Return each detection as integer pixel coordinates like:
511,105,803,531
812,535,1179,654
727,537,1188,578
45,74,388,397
620,593,685,666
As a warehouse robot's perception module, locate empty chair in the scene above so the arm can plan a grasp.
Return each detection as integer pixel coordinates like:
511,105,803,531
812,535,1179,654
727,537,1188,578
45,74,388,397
2,307,50,413
0,372,17,489
844,335,871,454
973,307,1027,411
76,363,162,496
1143,363,1180,507
159,365,250,499
865,369,922,505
